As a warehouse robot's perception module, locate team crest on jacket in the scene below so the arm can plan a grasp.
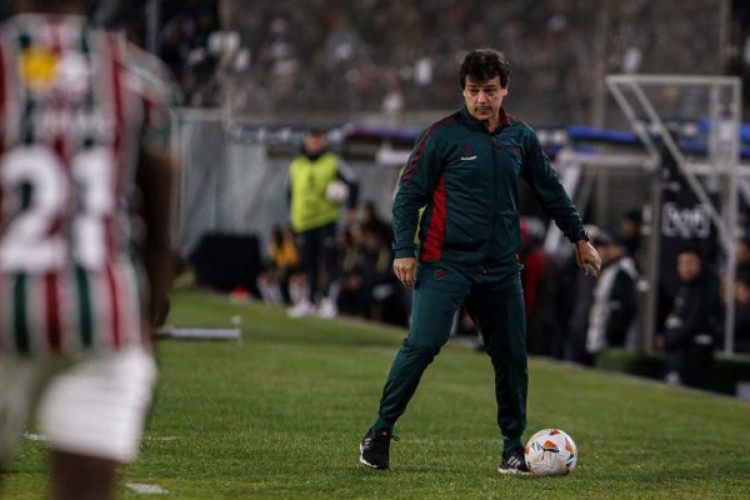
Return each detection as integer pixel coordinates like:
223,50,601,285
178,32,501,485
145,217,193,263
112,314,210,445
434,269,446,280
460,144,477,161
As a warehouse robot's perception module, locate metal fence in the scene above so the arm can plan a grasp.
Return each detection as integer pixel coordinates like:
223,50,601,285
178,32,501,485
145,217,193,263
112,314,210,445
173,110,403,256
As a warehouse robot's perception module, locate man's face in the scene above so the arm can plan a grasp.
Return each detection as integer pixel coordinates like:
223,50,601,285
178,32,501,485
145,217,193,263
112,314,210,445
736,281,750,305
620,219,639,239
304,133,326,155
462,76,508,122
737,241,750,264
677,253,702,282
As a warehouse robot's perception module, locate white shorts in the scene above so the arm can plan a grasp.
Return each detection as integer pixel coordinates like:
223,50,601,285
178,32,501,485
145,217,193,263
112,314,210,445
0,346,157,464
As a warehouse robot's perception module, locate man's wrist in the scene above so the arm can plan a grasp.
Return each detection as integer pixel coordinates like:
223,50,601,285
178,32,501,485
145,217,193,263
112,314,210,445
573,230,589,243
394,248,416,259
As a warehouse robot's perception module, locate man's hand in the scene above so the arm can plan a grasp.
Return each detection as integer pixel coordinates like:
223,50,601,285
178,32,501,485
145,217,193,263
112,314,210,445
574,240,602,278
393,257,417,288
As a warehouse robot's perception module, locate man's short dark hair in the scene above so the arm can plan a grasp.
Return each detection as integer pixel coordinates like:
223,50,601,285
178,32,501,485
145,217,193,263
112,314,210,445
460,49,511,89
677,245,703,260
622,208,642,225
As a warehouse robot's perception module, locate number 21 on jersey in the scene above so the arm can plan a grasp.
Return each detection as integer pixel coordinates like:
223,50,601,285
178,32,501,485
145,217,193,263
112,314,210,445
0,145,115,273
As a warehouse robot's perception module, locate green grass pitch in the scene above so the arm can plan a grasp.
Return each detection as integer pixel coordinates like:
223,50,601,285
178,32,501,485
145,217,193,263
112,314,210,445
2,289,750,499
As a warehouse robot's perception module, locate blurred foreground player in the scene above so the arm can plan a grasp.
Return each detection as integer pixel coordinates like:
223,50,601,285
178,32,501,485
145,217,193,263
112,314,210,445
0,1,175,499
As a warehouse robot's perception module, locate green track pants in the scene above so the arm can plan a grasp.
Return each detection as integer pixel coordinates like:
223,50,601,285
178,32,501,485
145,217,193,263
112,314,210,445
377,262,527,442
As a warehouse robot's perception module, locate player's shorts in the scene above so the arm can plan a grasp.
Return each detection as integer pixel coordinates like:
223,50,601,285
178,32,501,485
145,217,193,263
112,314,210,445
0,345,156,464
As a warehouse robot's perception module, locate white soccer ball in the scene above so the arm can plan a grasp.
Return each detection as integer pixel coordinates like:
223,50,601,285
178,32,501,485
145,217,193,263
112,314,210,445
325,180,349,204
524,428,578,477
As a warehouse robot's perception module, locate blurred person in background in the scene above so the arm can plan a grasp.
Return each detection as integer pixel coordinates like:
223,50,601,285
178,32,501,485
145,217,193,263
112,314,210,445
519,218,564,358
566,225,602,365
257,226,301,305
286,128,359,319
359,200,391,244
733,268,750,354
336,225,368,318
663,248,722,388
0,0,175,498
736,235,750,273
359,49,600,474
584,231,639,366
361,223,405,326
619,208,643,269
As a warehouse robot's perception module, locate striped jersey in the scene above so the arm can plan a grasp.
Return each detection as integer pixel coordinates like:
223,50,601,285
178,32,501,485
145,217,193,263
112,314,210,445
0,14,172,357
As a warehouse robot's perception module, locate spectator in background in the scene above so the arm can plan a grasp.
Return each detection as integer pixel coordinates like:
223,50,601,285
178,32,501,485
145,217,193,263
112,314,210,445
257,226,301,305
619,209,642,264
737,236,750,273
286,129,359,319
360,200,391,244
521,218,563,358
664,248,722,388
567,225,602,364
734,268,750,354
584,231,639,365
361,223,405,326
337,225,368,318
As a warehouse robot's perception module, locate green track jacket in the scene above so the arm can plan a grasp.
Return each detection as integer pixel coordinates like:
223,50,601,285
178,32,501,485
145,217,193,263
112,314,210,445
393,106,586,270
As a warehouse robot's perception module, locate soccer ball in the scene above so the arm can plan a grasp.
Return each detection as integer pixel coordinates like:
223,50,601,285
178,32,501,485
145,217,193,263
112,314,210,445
325,180,349,204
524,429,578,477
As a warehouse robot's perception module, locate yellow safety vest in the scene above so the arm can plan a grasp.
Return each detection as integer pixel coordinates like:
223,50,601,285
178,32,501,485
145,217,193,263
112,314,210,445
289,152,341,232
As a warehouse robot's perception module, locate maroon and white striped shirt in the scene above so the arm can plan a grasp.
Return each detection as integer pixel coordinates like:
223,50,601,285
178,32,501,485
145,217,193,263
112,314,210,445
0,14,172,356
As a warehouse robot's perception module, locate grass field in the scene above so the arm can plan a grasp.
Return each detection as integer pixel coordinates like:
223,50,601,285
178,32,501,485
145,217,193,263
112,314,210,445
2,289,750,499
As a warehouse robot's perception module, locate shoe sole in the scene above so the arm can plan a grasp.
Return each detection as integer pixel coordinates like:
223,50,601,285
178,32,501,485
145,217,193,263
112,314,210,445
497,466,530,476
359,443,388,470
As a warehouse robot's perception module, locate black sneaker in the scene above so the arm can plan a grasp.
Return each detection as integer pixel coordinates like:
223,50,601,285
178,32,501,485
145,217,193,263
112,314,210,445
359,428,398,470
498,447,530,475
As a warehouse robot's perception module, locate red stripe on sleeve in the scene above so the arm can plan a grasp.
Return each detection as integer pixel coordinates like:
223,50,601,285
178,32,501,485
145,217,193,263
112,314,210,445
420,176,447,261
401,115,456,186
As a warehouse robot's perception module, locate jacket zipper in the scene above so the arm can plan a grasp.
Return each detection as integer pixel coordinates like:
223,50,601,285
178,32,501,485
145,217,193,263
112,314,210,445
490,131,498,266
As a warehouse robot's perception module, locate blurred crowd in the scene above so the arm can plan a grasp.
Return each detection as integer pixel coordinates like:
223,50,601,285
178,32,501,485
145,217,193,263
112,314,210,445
0,0,731,117
256,203,750,388
227,0,720,121
145,0,724,122
156,0,222,107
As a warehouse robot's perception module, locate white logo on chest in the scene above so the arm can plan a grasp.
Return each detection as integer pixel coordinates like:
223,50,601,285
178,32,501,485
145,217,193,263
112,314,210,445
460,155,477,161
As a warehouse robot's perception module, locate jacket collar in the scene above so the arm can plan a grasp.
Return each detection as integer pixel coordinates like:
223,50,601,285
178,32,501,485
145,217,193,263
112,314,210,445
460,106,510,132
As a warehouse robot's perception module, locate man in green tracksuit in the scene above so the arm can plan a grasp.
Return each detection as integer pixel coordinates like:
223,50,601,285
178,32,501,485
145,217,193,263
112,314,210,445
359,49,601,474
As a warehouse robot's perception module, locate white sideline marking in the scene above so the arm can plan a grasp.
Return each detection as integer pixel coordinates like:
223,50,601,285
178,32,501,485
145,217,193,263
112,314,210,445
124,483,170,495
25,433,180,442
156,327,240,340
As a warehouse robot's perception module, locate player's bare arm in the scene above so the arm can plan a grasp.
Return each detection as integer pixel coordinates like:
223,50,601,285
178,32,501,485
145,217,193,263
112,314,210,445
138,150,176,327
